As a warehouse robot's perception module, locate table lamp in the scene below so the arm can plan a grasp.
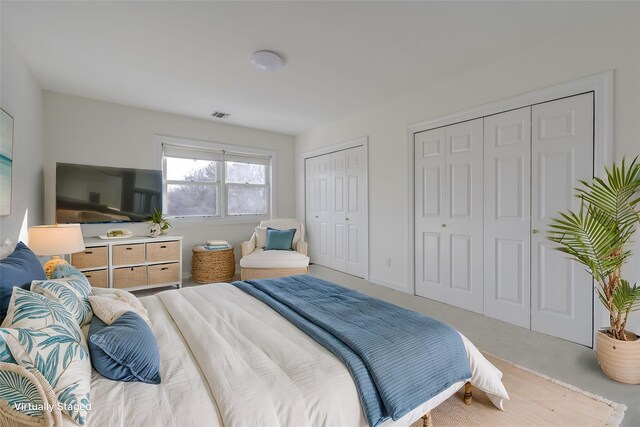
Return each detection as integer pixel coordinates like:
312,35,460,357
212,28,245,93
28,224,85,276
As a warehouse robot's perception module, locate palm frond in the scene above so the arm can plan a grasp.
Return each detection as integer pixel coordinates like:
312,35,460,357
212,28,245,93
612,280,640,314
548,205,631,282
577,156,640,230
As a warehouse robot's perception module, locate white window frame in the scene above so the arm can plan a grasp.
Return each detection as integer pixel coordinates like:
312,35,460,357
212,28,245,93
156,135,276,224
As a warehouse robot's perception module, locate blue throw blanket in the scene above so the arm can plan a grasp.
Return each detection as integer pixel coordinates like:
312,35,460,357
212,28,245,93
232,275,471,427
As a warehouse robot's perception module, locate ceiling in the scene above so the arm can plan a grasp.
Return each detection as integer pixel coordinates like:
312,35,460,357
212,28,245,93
1,1,630,135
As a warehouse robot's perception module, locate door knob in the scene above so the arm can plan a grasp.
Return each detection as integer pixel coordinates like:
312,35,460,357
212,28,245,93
441,224,447,228
532,229,538,234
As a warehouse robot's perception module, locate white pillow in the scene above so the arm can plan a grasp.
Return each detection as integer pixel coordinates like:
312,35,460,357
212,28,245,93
255,226,268,248
89,292,151,327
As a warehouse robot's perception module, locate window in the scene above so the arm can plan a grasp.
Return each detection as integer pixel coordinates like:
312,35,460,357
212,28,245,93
162,143,271,219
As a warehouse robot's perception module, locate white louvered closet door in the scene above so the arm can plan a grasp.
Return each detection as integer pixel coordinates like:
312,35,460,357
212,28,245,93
531,93,594,346
483,107,532,328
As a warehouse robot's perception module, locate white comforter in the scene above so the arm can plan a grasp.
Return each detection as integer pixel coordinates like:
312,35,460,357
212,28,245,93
84,283,508,427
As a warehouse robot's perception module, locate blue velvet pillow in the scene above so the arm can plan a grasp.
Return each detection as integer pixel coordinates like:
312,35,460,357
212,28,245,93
88,312,161,384
0,242,46,321
264,228,296,251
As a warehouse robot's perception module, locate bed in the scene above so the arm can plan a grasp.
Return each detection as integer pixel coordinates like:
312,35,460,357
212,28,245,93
82,281,508,427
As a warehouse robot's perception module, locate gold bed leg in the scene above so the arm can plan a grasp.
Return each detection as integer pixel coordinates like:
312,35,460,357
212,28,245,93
464,381,472,405
421,410,433,427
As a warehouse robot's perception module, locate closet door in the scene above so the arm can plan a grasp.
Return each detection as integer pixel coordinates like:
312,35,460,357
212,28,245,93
531,93,594,346
483,107,531,328
415,127,447,302
305,154,332,267
345,146,366,277
445,119,484,314
331,150,348,272
305,156,319,260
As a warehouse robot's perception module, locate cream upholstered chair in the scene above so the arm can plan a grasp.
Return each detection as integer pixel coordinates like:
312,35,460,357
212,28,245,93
240,219,310,280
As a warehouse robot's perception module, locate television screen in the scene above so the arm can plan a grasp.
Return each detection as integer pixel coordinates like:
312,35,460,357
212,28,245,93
56,163,162,224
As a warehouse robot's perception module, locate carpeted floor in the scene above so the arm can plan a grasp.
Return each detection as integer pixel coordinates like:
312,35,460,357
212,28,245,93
411,355,626,427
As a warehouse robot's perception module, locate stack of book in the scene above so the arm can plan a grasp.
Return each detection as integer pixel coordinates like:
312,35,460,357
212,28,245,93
203,240,231,251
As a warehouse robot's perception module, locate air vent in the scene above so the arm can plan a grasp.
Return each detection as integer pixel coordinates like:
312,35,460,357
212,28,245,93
211,111,231,119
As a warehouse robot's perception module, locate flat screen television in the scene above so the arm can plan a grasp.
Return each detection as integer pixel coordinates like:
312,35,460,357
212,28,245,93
56,163,163,224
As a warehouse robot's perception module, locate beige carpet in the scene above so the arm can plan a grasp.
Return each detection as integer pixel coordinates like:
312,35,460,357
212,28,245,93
411,356,626,427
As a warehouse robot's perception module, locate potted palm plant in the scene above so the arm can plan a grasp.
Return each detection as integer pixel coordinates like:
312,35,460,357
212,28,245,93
148,208,172,235
548,157,640,384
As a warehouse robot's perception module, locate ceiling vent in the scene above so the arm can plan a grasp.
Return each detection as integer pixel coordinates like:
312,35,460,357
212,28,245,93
211,111,231,119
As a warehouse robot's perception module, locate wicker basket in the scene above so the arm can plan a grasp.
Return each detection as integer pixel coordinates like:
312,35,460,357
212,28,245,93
192,246,235,283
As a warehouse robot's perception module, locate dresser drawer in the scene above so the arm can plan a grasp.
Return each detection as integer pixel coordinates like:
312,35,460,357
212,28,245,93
82,269,108,288
147,262,180,285
112,243,145,266
146,241,180,263
71,246,108,269
113,266,146,288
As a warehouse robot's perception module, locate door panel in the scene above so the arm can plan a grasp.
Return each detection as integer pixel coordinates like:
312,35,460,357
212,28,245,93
415,128,447,302
345,146,366,277
306,146,366,277
483,107,531,328
331,151,347,272
444,119,484,314
531,93,594,347
305,154,332,267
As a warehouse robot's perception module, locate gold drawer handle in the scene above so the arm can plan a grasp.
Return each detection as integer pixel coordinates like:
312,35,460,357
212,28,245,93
84,251,93,254
160,245,167,249
126,247,133,251
85,275,92,278
161,267,169,271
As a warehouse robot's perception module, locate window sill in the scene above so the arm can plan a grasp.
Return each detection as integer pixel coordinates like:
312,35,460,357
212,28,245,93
167,215,270,226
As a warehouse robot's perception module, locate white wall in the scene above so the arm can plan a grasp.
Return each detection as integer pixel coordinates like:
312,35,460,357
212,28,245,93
44,92,295,274
295,12,640,331
0,31,44,245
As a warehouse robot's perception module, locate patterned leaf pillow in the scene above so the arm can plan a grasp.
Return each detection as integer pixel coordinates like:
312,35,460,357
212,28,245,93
0,368,45,417
31,276,93,327
0,339,16,363
0,361,63,425
0,288,91,425
0,326,91,425
0,289,82,342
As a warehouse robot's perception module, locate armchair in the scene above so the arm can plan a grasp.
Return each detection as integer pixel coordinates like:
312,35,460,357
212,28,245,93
240,219,310,280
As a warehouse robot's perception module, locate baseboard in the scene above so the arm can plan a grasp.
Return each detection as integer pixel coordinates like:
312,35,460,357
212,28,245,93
368,275,411,294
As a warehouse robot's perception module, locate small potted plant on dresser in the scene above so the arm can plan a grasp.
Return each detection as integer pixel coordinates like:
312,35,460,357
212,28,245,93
148,208,172,235
549,157,640,384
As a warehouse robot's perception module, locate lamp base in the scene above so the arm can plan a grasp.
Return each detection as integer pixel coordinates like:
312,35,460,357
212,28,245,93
43,257,68,279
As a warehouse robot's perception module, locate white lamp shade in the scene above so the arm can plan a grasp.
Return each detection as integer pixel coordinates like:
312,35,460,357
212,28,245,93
28,224,85,256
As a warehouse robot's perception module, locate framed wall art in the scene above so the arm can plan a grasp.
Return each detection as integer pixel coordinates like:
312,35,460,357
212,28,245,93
0,108,14,216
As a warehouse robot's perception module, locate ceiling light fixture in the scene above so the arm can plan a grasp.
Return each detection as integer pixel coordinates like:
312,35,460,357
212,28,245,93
250,50,284,72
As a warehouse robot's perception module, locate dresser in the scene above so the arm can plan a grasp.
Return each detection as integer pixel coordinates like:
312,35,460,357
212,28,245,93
71,235,183,291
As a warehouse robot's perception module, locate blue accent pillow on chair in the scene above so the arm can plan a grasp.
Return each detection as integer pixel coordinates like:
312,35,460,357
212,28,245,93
0,242,46,322
264,228,296,251
88,311,161,384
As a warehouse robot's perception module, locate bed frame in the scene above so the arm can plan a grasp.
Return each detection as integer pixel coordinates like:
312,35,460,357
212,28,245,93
421,382,472,427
